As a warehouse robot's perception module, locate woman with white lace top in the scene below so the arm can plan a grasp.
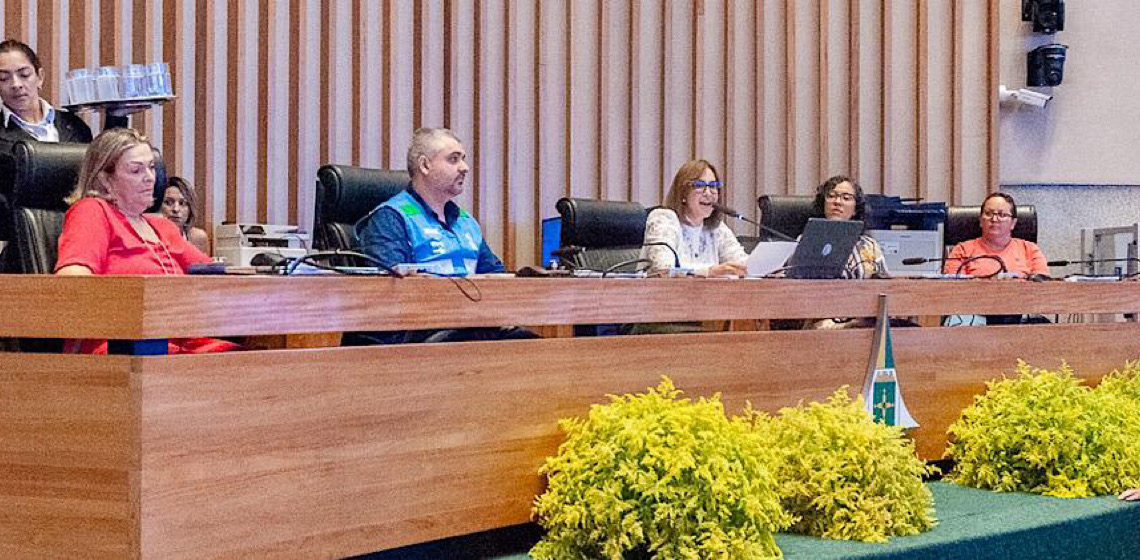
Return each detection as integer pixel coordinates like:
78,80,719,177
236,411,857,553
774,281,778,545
640,159,747,278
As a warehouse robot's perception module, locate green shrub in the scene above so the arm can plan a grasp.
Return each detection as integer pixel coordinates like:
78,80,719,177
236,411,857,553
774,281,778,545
1094,360,1140,403
946,361,1140,497
531,378,792,560
743,389,937,543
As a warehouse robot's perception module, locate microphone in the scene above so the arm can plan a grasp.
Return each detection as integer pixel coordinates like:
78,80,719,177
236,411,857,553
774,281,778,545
901,256,945,266
642,241,682,269
955,254,1007,277
713,203,798,242
900,255,1009,278
1047,257,1139,267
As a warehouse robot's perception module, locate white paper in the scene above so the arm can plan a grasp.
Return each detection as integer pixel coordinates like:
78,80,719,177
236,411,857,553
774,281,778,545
746,241,798,277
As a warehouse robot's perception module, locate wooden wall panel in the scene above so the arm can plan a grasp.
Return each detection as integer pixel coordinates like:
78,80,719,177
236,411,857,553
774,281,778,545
1,0,1001,266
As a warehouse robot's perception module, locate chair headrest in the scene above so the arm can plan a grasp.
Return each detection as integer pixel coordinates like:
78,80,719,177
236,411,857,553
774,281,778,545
10,141,88,211
556,197,647,248
316,165,410,225
758,195,816,239
945,205,1038,247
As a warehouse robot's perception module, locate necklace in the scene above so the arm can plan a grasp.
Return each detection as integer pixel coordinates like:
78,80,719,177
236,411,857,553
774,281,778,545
126,213,177,275
144,238,177,275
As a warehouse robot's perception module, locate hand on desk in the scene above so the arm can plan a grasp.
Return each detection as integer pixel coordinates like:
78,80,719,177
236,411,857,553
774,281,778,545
706,262,746,278
1119,488,1140,501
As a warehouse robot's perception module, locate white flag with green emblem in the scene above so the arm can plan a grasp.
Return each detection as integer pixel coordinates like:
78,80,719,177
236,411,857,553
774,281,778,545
862,293,918,428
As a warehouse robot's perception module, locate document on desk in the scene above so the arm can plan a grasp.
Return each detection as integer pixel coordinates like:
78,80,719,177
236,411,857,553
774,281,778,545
746,241,798,277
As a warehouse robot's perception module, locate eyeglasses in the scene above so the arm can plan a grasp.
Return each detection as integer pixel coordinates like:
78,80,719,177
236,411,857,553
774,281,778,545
690,180,724,191
982,210,1014,221
826,191,856,203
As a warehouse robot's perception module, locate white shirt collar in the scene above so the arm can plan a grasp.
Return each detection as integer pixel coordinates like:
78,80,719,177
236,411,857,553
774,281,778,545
2,99,59,142
2,99,56,128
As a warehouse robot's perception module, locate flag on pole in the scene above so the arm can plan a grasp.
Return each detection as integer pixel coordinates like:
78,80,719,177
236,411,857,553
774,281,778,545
862,293,918,428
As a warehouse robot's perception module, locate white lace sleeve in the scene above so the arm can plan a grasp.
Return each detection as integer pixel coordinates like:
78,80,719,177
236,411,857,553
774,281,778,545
640,208,682,271
715,222,749,265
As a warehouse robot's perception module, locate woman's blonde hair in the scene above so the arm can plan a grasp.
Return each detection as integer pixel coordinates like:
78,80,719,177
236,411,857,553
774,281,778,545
65,128,152,205
662,159,725,229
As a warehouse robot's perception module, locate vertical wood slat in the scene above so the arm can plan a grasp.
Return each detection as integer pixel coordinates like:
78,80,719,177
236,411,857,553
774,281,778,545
783,0,796,194
0,0,1002,267
848,0,860,182
478,0,507,261
662,0,693,192
880,0,891,195
986,0,1000,195
817,0,828,180
916,0,929,202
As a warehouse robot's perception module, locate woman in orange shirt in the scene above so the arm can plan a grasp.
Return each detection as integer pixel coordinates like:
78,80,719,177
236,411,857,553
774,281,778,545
943,192,1048,278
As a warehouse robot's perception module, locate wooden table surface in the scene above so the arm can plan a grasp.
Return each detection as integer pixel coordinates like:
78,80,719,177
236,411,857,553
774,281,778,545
2,274,1138,338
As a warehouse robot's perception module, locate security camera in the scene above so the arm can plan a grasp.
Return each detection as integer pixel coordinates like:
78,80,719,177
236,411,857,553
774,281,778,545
999,85,1053,108
1028,44,1068,87
1022,0,1065,34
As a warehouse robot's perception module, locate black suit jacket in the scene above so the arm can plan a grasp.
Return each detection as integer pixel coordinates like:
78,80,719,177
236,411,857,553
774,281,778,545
0,108,93,244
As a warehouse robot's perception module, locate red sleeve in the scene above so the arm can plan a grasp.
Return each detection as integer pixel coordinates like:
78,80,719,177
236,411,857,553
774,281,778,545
55,198,112,274
148,215,211,270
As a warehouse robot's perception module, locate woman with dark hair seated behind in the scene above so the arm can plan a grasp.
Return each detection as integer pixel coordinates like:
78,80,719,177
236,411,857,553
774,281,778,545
159,176,209,253
55,128,239,354
812,175,888,279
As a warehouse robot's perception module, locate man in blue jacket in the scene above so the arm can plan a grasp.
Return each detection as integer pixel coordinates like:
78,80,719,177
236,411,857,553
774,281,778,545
349,127,536,344
356,127,502,275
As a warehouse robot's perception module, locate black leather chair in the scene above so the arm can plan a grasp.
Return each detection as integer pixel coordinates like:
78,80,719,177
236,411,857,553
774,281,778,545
314,164,410,263
6,141,169,274
5,142,89,352
6,141,90,274
555,197,647,272
944,205,1037,248
757,195,815,240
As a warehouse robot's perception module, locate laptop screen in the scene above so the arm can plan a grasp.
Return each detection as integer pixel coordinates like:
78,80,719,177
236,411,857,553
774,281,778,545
786,218,863,279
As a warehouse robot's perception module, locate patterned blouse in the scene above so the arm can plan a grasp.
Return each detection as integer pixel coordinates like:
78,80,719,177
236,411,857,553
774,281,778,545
844,235,890,278
640,208,748,273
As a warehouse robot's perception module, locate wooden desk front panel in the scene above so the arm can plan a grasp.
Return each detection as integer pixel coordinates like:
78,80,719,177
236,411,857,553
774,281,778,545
130,323,1140,558
0,354,139,560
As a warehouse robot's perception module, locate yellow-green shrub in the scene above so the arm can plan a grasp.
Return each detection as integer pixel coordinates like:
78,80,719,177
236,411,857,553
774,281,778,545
1094,360,1140,403
530,378,792,560
946,361,1140,497
743,389,937,543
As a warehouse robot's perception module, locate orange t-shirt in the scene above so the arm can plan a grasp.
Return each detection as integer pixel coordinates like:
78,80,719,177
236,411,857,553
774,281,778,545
943,237,1048,277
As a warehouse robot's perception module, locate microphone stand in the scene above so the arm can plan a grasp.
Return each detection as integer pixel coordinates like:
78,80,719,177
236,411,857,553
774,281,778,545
900,255,1009,279
714,204,797,242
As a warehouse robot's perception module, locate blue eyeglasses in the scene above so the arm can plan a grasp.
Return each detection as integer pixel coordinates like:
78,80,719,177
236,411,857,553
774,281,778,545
690,180,724,191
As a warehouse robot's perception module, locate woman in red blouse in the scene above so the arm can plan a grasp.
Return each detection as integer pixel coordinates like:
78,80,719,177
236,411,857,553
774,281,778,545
55,128,238,354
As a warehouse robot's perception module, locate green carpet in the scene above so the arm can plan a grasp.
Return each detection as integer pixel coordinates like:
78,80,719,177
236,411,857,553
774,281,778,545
355,482,1140,560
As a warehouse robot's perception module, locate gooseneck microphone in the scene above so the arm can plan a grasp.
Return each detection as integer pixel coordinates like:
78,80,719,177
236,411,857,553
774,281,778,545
712,203,798,242
1046,257,1140,267
954,255,1008,277
900,256,943,265
556,242,681,271
900,255,1009,278
642,241,682,269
